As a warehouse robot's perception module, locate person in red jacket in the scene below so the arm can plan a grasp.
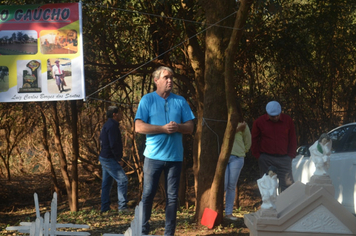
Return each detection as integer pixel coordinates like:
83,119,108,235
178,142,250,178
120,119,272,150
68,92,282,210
251,101,297,192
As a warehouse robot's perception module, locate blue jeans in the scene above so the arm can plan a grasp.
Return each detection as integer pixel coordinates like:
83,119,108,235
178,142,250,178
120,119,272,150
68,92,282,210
99,156,128,212
224,155,244,215
141,158,182,236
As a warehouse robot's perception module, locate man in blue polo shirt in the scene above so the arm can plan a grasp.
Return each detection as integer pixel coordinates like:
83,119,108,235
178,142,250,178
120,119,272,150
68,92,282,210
135,66,195,236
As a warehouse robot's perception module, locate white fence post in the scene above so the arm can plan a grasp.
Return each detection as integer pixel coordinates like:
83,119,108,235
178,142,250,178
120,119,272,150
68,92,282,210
6,192,90,236
44,211,50,236
34,193,40,219
103,201,157,236
50,192,57,236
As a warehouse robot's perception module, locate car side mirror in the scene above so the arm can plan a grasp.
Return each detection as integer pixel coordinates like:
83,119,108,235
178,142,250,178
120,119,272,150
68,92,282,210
297,145,310,157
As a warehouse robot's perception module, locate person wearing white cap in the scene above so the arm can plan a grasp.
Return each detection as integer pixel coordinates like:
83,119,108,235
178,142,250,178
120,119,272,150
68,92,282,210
251,101,297,192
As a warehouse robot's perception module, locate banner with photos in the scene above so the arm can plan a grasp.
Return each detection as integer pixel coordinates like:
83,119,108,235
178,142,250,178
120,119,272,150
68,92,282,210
0,2,85,102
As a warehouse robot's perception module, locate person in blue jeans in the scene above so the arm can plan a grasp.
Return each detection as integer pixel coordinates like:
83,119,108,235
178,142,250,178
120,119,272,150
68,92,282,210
99,106,128,213
224,121,251,221
135,66,195,236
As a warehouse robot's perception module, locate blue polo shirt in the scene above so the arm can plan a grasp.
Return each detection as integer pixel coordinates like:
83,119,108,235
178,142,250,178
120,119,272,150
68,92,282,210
135,92,195,162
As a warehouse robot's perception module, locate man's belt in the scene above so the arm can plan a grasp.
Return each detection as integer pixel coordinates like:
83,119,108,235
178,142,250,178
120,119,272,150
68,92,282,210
262,153,287,157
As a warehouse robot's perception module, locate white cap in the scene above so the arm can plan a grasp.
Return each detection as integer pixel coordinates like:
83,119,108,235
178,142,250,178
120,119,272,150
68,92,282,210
266,101,281,116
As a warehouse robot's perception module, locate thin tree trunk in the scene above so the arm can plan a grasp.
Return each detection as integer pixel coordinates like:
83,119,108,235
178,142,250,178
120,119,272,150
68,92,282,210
4,157,10,181
179,137,188,207
39,104,61,198
234,184,240,209
132,131,144,195
195,0,253,226
51,101,72,208
184,12,205,209
195,0,235,223
70,100,79,211
209,0,253,221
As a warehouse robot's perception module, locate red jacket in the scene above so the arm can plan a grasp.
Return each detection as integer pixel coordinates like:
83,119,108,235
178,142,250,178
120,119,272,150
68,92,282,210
251,113,297,159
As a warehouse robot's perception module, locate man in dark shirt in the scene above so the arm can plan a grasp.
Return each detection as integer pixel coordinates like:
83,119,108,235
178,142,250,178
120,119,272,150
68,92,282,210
251,101,297,192
99,106,128,212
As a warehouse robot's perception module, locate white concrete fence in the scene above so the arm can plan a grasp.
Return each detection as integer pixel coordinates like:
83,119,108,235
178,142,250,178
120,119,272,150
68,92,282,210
6,193,157,236
6,192,90,236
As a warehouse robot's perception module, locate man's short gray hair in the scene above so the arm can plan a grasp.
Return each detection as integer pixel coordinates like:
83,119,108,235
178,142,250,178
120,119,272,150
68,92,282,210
152,66,174,79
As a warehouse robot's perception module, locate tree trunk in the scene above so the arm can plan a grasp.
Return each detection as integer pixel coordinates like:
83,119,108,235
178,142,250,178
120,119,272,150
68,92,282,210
179,156,187,207
3,157,10,181
195,0,236,223
51,101,72,208
196,0,253,226
184,10,206,205
131,131,144,195
182,1,206,208
70,100,79,211
210,0,253,219
39,104,61,198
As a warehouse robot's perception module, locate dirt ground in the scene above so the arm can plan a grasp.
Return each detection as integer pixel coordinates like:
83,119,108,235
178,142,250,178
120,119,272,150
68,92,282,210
0,166,261,236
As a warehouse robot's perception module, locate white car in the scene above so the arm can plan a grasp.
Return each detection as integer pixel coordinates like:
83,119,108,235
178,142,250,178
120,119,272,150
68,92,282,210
292,122,356,214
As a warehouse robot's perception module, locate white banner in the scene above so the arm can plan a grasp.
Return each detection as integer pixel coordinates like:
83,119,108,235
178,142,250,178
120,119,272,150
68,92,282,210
0,2,85,102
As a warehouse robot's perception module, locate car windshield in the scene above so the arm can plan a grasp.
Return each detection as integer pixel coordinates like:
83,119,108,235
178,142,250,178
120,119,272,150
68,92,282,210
329,125,356,153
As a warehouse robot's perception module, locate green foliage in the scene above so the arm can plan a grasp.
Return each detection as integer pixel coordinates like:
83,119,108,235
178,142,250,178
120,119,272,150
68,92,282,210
235,0,356,143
